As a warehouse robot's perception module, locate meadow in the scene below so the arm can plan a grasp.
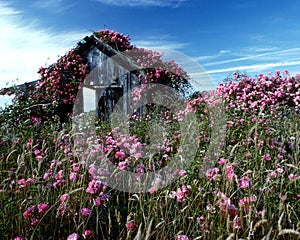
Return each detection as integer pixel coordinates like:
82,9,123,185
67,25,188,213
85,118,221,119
0,30,300,240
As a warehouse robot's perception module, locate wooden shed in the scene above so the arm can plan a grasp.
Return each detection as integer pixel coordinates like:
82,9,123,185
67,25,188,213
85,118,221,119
5,34,193,122
73,35,145,121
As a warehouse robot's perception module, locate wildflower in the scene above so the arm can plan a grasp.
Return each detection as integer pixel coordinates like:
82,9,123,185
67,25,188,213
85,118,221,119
218,158,226,165
67,233,80,240
69,172,81,181
14,237,25,240
226,165,235,181
118,161,127,171
60,194,69,202
238,176,250,189
288,173,298,180
34,149,41,155
38,203,49,214
81,207,92,217
276,167,284,174
126,221,135,230
148,187,156,194
230,216,241,229
86,179,106,195
23,206,35,219
93,193,109,207
178,235,189,240
176,185,190,202
206,167,220,181
30,218,39,227
88,165,97,175
263,153,271,161
84,230,92,236
270,171,277,178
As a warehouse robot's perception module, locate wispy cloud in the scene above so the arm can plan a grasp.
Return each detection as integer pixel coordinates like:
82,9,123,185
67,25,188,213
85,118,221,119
206,60,300,75
194,46,300,83
0,2,89,88
194,49,230,62
134,39,188,50
203,47,300,67
93,0,187,7
33,0,74,14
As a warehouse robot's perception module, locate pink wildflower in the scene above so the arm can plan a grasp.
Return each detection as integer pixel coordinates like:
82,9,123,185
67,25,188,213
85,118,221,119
38,203,49,214
238,176,250,189
126,221,135,230
263,153,271,161
23,206,35,219
230,216,241,229
178,235,189,240
14,237,25,240
67,233,80,240
84,230,92,236
60,194,69,202
226,165,235,181
206,167,220,180
218,158,226,165
81,207,92,217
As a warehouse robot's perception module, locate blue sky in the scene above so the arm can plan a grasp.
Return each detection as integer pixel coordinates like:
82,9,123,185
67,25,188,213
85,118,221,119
1,0,300,92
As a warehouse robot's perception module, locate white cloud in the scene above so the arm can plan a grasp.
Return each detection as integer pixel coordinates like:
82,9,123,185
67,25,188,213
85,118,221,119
0,2,90,88
33,0,74,14
203,47,300,67
134,39,187,50
93,0,187,7
205,60,300,75
219,50,230,54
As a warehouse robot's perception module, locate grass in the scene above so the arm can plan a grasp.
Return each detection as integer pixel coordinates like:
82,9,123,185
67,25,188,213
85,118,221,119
1,82,300,240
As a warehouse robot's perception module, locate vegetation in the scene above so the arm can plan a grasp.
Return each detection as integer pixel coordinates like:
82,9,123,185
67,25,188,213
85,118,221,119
0,30,299,239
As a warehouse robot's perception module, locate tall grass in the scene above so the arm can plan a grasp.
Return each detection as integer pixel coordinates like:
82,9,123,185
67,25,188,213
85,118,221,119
1,73,300,239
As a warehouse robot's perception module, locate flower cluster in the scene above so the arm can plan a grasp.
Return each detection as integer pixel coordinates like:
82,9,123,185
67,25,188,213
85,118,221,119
218,70,300,113
94,29,132,52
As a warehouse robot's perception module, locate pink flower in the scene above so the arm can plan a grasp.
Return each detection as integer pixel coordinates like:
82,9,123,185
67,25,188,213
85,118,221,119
69,172,81,181
288,173,298,180
226,165,235,181
176,185,190,202
206,167,220,181
270,171,277,178
238,176,250,189
60,194,69,202
86,180,106,195
118,161,127,171
14,237,25,240
115,150,126,160
34,149,41,155
30,218,39,227
126,221,135,230
23,206,35,219
263,153,271,161
230,216,241,229
67,233,80,240
38,203,49,214
148,187,156,194
81,207,92,217
218,158,226,165
55,170,64,180
84,230,92,236
88,165,97,175
276,167,284,174
178,235,189,240
93,193,109,207
134,152,142,159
